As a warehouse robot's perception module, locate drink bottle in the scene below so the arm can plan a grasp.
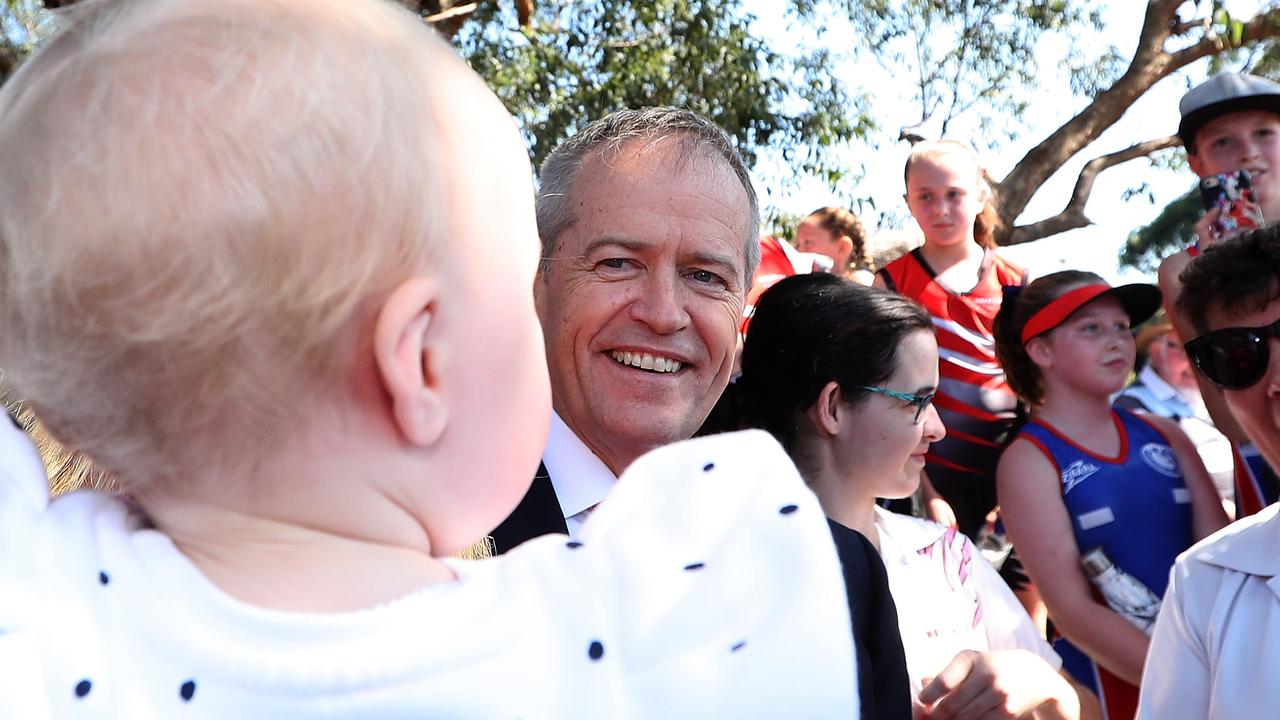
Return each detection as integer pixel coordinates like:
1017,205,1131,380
1080,547,1161,635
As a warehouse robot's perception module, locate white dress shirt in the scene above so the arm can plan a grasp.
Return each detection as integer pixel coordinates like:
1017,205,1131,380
542,411,618,537
1138,504,1280,719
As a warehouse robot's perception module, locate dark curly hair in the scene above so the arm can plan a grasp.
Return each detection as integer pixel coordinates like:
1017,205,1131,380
1176,226,1280,336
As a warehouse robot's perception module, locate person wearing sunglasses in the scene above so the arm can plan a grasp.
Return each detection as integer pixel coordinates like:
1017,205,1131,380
715,273,1097,719
1137,227,1280,719
992,271,1229,720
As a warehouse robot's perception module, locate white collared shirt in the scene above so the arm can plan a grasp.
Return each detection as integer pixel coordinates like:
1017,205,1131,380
542,411,618,537
1138,504,1280,719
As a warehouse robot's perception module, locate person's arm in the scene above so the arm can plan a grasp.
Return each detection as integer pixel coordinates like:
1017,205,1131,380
1157,251,1248,444
1141,415,1230,540
996,439,1150,686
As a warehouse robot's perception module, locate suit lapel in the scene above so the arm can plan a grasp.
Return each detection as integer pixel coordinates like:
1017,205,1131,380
488,462,568,555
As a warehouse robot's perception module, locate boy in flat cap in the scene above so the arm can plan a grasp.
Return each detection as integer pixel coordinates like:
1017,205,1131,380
1158,72,1280,519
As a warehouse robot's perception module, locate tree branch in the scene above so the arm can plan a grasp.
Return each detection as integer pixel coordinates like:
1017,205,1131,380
994,0,1183,227
1169,9,1280,69
1006,135,1181,246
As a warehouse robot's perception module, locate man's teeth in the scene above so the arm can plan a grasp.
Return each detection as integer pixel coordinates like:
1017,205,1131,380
609,350,683,373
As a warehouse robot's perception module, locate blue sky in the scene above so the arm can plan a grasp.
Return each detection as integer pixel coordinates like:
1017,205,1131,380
744,0,1266,283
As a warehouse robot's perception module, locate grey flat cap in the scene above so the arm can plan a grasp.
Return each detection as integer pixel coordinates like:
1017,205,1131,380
1179,72,1280,150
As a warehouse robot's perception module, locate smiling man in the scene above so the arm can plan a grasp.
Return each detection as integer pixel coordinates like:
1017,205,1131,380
490,108,760,549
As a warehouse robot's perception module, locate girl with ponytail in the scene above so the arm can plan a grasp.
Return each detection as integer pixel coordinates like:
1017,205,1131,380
993,270,1228,719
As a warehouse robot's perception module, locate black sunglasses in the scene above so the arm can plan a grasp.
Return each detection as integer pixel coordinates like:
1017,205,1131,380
1184,317,1280,389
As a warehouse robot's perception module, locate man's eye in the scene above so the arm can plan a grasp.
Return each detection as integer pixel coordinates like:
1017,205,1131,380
688,269,725,287
599,258,630,269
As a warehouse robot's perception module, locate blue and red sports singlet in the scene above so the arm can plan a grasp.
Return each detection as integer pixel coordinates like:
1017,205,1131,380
1017,409,1197,720
879,248,1027,537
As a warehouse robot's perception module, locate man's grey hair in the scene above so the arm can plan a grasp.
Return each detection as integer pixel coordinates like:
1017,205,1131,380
536,107,761,283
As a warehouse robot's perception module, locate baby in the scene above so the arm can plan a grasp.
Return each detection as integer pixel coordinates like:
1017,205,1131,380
0,0,856,716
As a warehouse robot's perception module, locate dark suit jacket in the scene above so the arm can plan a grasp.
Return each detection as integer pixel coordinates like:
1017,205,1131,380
488,463,566,555
489,462,912,720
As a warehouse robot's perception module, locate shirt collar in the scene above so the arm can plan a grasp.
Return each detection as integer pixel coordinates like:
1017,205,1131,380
1191,503,1280,577
1137,365,1185,403
874,505,948,555
542,411,618,521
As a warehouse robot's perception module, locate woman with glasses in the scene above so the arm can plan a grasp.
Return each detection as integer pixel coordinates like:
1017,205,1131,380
992,271,1229,720
719,273,1096,719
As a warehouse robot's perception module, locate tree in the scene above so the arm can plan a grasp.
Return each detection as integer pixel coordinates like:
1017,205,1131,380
1119,189,1200,272
453,0,873,188
811,0,1280,246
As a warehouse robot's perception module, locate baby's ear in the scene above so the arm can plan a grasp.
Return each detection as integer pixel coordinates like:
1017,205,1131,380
373,277,448,447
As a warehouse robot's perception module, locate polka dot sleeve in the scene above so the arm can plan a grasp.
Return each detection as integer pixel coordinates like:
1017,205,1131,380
511,429,860,717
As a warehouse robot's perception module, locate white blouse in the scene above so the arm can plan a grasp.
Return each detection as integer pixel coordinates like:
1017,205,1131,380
875,507,1060,695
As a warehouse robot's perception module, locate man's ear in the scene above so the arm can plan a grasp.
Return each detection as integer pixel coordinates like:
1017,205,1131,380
808,380,844,436
374,277,447,447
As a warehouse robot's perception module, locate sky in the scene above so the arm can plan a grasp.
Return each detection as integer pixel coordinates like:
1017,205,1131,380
743,0,1266,283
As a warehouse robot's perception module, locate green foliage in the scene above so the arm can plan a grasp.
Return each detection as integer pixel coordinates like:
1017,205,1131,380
453,0,873,184
1,0,55,86
1119,189,1200,273
808,0,1103,135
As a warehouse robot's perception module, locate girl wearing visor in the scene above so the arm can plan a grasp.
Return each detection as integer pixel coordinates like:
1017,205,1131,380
992,271,1229,720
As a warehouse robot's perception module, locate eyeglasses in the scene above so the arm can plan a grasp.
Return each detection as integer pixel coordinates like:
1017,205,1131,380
852,385,936,424
1184,317,1280,389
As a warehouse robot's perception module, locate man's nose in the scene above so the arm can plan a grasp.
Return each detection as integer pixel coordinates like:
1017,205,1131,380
1265,337,1280,399
629,270,690,334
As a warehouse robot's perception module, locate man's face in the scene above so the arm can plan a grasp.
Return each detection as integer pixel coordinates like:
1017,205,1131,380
1206,296,1280,472
1189,110,1280,221
535,138,751,474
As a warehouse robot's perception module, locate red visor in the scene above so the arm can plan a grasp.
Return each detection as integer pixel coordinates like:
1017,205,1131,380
1020,284,1112,345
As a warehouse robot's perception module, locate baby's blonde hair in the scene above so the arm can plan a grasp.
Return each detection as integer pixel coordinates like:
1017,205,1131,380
0,0,459,488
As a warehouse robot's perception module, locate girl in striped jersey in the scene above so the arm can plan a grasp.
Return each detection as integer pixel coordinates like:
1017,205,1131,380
992,271,1229,719
875,140,1026,539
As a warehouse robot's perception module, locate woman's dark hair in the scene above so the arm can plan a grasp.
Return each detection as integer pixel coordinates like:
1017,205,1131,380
992,269,1105,407
806,206,873,272
710,273,931,453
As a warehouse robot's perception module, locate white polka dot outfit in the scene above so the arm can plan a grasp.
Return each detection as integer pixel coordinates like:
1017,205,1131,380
0,424,858,718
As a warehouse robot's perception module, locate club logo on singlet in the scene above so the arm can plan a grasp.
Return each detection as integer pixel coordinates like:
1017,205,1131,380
1061,459,1102,494
1140,443,1181,478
